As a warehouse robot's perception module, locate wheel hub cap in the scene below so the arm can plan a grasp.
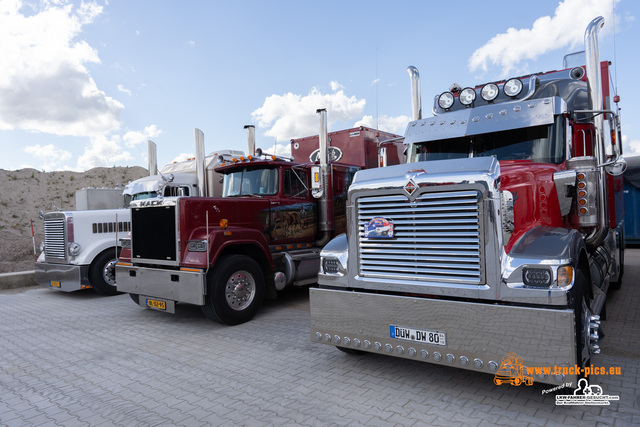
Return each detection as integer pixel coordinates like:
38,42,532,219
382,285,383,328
226,271,255,311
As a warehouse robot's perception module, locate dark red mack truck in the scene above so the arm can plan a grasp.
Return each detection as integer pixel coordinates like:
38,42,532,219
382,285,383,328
116,109,404,325
310,16,626,387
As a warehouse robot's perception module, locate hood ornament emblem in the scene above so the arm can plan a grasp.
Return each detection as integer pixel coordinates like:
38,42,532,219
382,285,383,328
404,179,417,197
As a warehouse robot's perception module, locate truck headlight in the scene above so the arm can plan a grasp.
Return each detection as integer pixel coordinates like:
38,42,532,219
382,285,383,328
119,237,131,249
522,267,552,287
187,240,207,252
322,257,341,274
68,242,81,256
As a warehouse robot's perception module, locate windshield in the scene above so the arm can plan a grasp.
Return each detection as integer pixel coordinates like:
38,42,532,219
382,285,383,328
132,191,159,201
409,118,565,164
222,167,278,196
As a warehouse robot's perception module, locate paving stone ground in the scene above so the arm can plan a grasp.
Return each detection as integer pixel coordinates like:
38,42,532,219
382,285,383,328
1,250,639,426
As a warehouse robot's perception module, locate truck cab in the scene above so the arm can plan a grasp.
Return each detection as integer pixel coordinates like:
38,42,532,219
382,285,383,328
310,17,625,387
116,114,405,325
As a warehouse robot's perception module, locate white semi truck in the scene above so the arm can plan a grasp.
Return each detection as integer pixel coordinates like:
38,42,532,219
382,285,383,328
35,135,245,296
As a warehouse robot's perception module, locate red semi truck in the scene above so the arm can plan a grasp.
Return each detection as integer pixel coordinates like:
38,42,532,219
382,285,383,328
116,110,404,325
310,16,625,386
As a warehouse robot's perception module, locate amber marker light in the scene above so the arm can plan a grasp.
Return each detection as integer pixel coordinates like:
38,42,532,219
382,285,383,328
220,219,229,229
557,266,574,287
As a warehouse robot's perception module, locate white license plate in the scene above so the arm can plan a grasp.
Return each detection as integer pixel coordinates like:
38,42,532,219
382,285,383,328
390,325,446,346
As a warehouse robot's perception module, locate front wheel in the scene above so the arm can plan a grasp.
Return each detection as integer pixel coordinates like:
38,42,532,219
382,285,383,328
90,248,121,296
573,268,591,373
202,254,265,325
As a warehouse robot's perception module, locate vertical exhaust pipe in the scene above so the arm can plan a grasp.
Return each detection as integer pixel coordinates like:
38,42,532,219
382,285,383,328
584,16,608,248
315,108,333,246
147,140,158,176
407,66,422,121
244,125,255,156
194,128,207,197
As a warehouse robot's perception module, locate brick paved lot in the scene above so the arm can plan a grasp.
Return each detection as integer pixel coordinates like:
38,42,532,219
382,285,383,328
1,251,639,426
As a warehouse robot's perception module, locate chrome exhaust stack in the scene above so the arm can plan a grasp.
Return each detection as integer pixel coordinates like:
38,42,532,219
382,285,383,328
315,108,333,246
244,124,256,156
194,128,207,197
584,16,608,248
147,140,158,176
406,66,422,120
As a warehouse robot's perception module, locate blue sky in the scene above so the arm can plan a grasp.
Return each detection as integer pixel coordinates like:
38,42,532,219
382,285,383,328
1,0,638,171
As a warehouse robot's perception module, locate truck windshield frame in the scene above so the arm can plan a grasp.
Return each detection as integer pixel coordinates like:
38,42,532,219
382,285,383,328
222,167,279,197
409,116,565,164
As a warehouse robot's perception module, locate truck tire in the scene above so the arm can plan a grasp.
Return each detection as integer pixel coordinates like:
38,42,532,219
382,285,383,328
202,254,265,325
89,248,121,296
611,244,624,289
573,269,591,372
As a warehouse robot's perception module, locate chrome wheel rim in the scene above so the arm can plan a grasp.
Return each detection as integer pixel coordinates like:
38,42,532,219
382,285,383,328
102,259,117,286
225,271,255,311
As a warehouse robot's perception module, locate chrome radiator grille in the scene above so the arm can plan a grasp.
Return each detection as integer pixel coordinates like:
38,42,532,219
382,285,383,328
356,190,483,285
44,215,67,261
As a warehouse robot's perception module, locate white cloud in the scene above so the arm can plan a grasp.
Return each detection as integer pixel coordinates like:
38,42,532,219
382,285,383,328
188,40,196,48
330,81,344,91
76,134,133,171
622,134,640,157
123,125,162,147
0,0,123,137
468,0,619,76
251,82,366,142
354,115,410,136
118,85,132,96
23,144,73,171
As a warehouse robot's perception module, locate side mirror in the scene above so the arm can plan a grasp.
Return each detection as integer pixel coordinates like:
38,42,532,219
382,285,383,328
605,157,627,176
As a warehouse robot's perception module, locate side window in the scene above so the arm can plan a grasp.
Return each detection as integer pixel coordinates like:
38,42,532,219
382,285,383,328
284,169,307,198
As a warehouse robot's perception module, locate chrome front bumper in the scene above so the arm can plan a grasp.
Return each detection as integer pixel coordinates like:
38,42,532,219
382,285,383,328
310,287,577,386
115,264,206,309
35,262,90,292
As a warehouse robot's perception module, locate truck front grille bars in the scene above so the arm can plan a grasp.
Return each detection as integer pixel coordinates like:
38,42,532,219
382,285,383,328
356,190,483,285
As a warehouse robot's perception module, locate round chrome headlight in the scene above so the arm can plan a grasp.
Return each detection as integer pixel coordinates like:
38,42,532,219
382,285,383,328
438,92,455,109
481,83,499,101
459,88,476,106
68,242,81,256
504,78,523,97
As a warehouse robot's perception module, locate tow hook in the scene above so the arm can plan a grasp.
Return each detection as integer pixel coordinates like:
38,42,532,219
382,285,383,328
589,315,601,354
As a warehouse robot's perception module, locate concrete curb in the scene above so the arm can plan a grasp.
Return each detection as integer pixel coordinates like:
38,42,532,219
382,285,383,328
0,271,37,290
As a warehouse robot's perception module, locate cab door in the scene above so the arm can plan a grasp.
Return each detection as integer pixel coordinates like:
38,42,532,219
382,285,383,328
269,168,317,243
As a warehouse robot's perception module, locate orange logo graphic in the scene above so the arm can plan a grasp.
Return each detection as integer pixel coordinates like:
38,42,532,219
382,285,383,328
493,353,534,386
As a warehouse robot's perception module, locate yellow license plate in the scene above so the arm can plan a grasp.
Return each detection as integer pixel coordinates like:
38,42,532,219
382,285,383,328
51,281,61,288
146,299,166,310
